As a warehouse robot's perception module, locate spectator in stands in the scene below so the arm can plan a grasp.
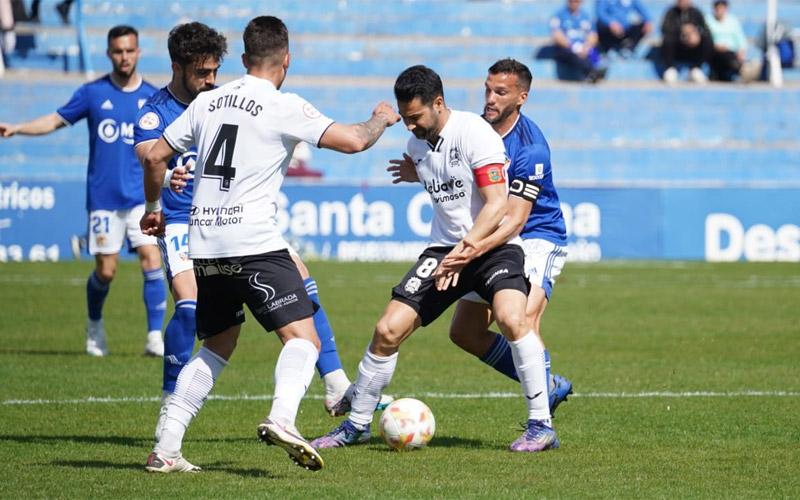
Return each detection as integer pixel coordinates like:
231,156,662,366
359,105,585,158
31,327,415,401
550,0,607,83
0,0,15,60
29,0,72,24
660,0,713,84
595,0,653,56
707,0,747,81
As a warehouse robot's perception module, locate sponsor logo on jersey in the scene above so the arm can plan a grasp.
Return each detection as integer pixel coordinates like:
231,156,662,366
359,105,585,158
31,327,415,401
302,102,322,119
138,98,147,109
535,163,544,176
101,99,114,110
97,119,134,145
423,177,466,204
138,112,160,131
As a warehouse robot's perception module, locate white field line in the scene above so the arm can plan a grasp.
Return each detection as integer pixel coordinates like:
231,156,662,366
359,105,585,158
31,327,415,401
3,390,799,406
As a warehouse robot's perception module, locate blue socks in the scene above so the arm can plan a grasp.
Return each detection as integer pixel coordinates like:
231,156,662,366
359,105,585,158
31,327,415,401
544,348,552,391
163,299,197,393
86,271,110,320
480,334,553,390
304,277,343,377
143,268,167,333
480,333,519,382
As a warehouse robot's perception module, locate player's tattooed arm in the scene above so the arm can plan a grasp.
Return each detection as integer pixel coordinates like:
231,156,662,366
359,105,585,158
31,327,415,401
319,101,400,153
353,102,400,149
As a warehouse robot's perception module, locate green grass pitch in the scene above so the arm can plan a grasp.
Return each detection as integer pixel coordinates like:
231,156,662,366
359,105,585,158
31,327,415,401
1,260,798,498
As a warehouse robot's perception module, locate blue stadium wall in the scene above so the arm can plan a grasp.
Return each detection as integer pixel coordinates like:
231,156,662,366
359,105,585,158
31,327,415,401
1,180,798,262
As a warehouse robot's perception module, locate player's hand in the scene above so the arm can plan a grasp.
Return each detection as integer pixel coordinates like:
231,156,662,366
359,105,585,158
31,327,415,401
373,102,401,127
140,210,165,237
0,123,19,138
610,21,624,37
170,166,192,193
439,238,481,269
387,153,419,184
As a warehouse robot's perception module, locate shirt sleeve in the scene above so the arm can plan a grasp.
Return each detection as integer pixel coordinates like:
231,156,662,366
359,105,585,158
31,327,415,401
133,102,165,146
281,94,336,147
55,84,89,125
465,118,506,170
163,102,195,154
510,144,551,183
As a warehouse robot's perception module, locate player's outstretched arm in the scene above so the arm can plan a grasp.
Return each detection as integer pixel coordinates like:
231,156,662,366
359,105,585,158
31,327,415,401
0,113,66,138
319,101,400,153
140,137,178,236
386,153,420,184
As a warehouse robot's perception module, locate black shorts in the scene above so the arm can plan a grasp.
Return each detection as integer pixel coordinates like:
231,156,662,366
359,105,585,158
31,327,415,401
193,249,315,339
391,243,529,326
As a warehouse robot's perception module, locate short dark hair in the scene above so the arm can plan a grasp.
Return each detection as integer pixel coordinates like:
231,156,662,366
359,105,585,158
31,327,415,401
243,16,289,66
168,22,228,66
107,25,138,45
393,65,444,105
488,58,532,91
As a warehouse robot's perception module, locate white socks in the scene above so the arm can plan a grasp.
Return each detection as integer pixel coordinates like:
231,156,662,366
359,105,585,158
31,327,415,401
349,349,398,429
323,368,351,398
156,346,227,456
509,331,551,425
268,338,319,428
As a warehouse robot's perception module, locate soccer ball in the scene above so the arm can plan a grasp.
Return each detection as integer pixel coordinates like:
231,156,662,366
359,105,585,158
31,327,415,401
379,398,435,451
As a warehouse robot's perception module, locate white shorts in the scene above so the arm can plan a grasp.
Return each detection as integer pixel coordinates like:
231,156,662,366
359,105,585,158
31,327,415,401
88,205,158,255
157,223,193,281
461,238,568,303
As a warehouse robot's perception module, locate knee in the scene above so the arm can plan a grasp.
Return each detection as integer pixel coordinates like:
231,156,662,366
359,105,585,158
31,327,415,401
96,267,115,283
373,318,404,352
495,310,528,339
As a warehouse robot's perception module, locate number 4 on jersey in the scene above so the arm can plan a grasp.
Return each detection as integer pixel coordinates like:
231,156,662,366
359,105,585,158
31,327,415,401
202,123,238,191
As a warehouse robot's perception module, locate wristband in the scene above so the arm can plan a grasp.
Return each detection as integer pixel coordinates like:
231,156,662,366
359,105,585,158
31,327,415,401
145,199,162,213
162,168,173,188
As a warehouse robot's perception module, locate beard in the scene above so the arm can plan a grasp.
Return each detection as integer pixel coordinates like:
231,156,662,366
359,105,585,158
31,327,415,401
182,73,213,99
113,62,136,79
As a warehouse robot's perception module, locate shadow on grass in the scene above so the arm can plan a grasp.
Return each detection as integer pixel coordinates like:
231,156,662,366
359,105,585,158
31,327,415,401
0,434,256,448
0,434,149,448
51,459,144,472
364,434,485,452
50,460,282,479
0,349,142,358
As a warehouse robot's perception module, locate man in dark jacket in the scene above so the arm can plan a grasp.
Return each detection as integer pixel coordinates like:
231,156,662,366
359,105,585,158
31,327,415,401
660,0,713,83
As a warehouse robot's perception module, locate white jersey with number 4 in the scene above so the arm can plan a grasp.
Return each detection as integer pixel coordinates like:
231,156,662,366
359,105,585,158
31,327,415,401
163,75,334,258
407,109,510,247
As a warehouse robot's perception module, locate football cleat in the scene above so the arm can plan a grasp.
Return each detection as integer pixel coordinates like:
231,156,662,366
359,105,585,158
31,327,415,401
326,385,395,417
311,419,371,449
549,374,573,417
509,419,560,452
145,451,201,473
144,331,164,357
257,418,324,471
86,319,108,357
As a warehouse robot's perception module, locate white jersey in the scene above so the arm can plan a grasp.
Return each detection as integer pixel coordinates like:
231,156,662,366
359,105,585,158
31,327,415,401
407,110,509,247
163,75,334,258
